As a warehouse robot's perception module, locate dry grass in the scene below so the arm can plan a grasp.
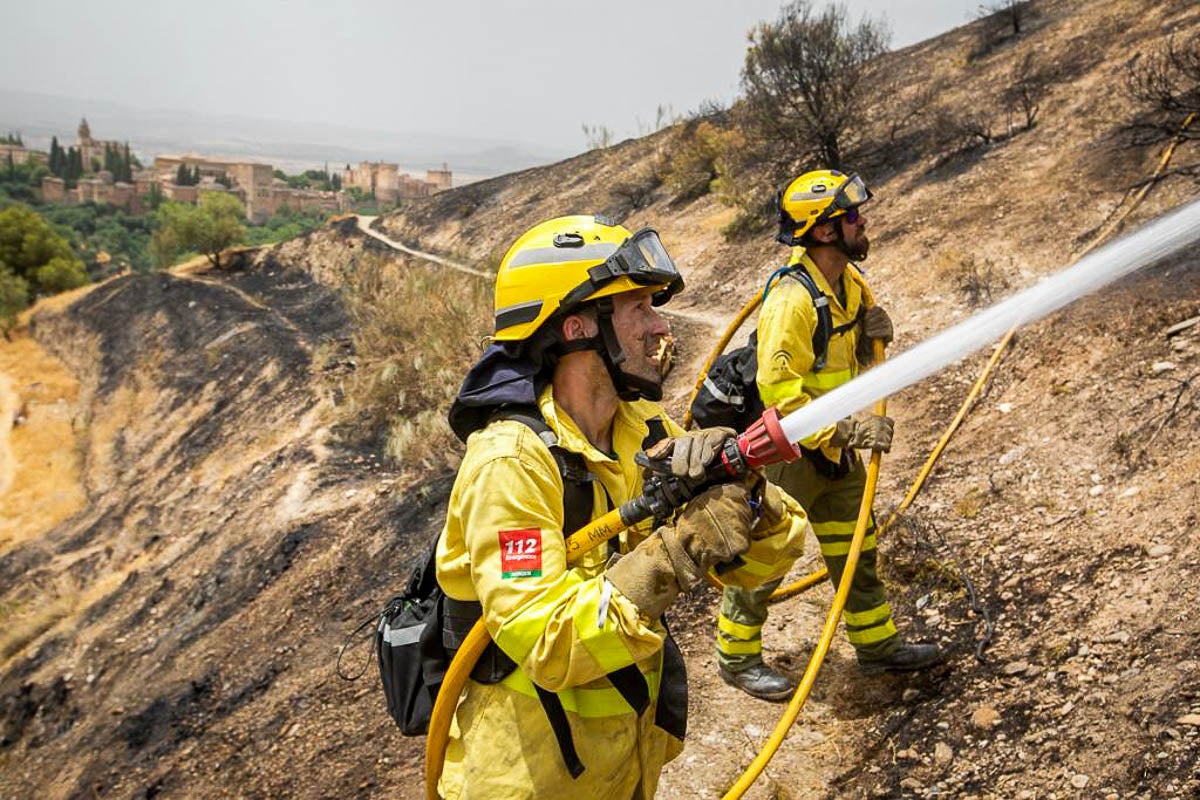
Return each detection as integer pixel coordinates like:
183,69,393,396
661,121,725,203
345,254,490,471
936,249,1011,308
0,332,86,553
953,486,987,519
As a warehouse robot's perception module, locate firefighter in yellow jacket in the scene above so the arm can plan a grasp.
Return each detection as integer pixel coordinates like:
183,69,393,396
716,170,941,701
436,215,809,799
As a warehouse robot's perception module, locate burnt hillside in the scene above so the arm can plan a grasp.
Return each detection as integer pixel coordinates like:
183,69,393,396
2,0,1199,798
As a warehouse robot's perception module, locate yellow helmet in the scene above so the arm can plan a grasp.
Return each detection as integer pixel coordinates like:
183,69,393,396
776,170,872,246
493,214,684,341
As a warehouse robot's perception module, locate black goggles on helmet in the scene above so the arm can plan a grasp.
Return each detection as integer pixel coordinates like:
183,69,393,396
814,173,872,224
560,228,685,311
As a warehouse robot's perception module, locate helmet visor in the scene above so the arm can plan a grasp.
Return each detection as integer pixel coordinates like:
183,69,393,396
818,174,872,222
561,229,684,309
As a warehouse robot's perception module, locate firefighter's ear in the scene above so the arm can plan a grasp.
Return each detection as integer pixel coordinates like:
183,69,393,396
810,220,838,244
559,309,597,342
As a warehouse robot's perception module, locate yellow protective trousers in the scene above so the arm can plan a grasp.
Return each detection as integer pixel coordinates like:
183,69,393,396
717,453,899,670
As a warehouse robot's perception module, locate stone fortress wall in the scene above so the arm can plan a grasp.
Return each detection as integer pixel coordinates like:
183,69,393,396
31,119,454,222
341,160,452,203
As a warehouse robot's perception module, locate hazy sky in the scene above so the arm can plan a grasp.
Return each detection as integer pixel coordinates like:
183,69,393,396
2,0,979,153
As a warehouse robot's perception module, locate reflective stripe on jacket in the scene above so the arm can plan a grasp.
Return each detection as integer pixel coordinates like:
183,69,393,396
756,249,869,462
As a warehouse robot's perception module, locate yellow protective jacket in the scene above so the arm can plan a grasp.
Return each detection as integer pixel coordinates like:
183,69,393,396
756,249,871,462
435,386,807,799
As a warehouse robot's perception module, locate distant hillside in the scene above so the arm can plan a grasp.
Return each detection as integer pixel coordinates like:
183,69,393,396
0,89,572,179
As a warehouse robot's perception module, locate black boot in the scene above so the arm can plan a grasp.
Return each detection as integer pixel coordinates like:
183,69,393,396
718,663,795,702
857,642,942,675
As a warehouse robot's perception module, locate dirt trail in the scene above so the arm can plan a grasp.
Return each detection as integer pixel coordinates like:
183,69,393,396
354,213,724,330
0,331,86,553
355,215,494,278
0,371,14,496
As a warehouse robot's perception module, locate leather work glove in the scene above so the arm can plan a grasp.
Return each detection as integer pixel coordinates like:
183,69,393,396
863,305,894,344
645,427,736,480
605,483,754,618
857,305,893,365
829,415,894,452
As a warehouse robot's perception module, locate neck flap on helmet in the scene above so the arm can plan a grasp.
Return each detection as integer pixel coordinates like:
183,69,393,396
448,340,553,442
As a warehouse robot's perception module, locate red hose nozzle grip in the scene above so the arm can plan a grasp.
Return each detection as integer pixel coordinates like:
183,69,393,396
736,407,800,469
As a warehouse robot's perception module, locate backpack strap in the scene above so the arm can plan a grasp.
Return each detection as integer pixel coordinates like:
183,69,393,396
492,405,596,536
780,265,834,372
830,304,866,338
532,684,587,778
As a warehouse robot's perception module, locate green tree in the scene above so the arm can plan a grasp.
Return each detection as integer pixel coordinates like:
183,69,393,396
153,193,246,269
0,268,30,336
143,182,164,210
121,142,135,182
49,136,62,176
740,0,889,171
0,204,87,301
66,147,83,187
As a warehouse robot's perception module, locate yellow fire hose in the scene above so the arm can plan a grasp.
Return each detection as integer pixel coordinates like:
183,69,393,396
721,336,885,798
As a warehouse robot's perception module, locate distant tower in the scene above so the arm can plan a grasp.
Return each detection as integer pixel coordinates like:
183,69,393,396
426,162,452,191
77,117,98,171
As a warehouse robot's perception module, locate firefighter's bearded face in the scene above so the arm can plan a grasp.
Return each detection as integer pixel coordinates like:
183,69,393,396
836,208,870,261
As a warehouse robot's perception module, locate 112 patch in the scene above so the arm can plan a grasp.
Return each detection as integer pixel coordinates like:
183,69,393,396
499,528,543,578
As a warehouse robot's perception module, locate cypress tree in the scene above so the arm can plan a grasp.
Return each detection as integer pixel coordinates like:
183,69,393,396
68,147,83,186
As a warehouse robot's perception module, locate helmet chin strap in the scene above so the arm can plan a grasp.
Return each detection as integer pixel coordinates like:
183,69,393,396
555,297,663,402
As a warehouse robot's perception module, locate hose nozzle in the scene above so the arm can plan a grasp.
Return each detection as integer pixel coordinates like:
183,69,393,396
732,407,801,470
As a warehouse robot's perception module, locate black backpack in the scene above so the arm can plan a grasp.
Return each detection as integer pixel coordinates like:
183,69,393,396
690,264,858,433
